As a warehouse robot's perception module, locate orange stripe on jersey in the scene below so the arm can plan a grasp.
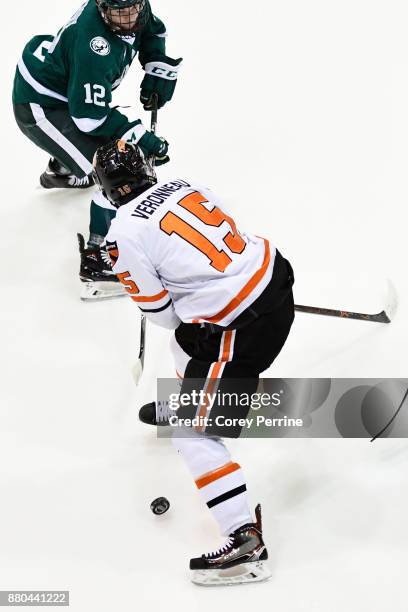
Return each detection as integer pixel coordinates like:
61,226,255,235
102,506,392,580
195,462,241,489
130,289,169,303
198,239,271,324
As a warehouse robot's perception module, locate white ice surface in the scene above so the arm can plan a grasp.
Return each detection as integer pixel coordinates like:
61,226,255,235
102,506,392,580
1,0,407,610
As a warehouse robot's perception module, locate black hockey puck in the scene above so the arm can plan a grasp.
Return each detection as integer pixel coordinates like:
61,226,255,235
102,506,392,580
150,497,170,515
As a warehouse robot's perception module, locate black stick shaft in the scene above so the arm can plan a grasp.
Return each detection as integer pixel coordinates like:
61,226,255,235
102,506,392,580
138,93,159,373
295,304,390,324
150,92,158,136
138,313,146,366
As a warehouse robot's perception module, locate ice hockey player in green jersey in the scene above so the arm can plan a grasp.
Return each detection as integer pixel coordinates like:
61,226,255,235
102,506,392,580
12,0,182,285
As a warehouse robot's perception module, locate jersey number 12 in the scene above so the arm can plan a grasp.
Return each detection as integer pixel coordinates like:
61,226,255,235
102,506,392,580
84,83,106,107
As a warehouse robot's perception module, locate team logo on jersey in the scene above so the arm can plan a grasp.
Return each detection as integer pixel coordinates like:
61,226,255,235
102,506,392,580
106,240,119,266
90,37,111,56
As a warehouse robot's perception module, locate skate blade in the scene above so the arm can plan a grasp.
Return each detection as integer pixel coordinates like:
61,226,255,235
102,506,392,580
191,561,272,587
80,281,127,302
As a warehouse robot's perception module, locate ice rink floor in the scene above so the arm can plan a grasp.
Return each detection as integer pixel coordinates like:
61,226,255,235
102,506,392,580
1,1,407,610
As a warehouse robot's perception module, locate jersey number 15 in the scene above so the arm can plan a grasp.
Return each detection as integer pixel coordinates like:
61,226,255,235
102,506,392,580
160,191,246,273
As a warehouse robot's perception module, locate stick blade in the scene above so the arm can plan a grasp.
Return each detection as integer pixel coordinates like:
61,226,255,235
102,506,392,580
132,360,143,386
132,315,146,386
383,279,398,322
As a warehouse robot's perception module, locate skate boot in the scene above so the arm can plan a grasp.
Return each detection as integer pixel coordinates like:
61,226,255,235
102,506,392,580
190,504,271,587
78,233,126,301
138,401,176,426
40,158,94,189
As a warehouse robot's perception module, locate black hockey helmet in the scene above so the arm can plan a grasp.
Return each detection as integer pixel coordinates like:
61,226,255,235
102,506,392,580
93,140,157,208
95,0,149,35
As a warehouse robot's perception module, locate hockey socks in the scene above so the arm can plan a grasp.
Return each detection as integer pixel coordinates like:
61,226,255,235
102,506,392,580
172,430,252,535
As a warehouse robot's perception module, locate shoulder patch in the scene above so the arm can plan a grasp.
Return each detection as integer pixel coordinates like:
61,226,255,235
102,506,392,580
105,240,119,266
90,37,111,56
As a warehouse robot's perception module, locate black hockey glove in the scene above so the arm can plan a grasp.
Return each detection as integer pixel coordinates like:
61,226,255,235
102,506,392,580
140,55,183,110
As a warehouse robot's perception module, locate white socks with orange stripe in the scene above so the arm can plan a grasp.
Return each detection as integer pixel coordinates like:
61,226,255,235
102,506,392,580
197,458,253,536
172,429,253,536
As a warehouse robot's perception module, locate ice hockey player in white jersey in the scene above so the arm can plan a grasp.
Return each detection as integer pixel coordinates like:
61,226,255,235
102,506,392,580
93,139,295,586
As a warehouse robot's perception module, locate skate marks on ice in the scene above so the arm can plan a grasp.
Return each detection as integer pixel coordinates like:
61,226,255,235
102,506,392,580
191,561,271,587
376,441,408,464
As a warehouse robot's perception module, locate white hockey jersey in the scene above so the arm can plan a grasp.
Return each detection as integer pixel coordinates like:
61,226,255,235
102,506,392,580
105,179,277,329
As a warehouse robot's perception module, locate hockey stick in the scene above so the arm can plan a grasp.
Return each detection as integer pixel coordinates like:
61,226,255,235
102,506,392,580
149,93,158,137
132,313,146,385
132,93,159,386
295,280,397,324
294,304,391,323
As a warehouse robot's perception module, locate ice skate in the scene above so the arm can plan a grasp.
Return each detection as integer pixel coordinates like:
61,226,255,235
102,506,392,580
190,504,271,587
77,233,126,301
138,401,176,426
40,158,94,190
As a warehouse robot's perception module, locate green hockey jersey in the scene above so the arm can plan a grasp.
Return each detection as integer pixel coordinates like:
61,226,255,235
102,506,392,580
13,0,166,140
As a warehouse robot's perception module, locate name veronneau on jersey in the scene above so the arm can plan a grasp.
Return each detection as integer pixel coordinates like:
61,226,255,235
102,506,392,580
131,180,191,219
